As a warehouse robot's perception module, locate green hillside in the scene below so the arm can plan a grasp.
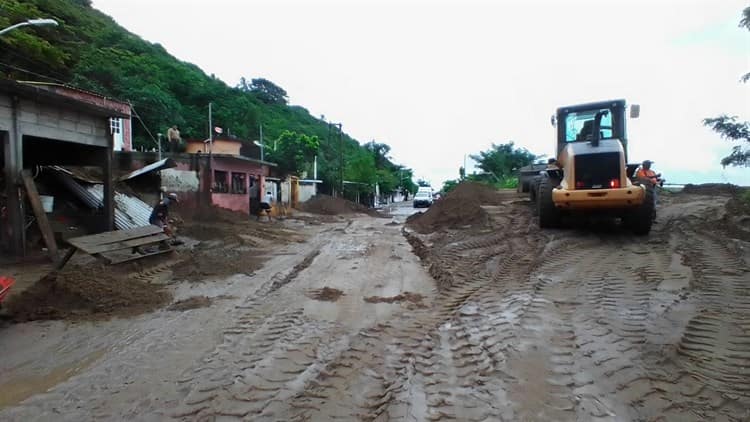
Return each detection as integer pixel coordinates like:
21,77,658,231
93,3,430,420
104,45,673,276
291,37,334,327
0,0,416,196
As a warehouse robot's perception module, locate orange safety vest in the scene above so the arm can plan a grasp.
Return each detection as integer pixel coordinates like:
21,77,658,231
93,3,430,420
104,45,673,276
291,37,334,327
636,168,658,185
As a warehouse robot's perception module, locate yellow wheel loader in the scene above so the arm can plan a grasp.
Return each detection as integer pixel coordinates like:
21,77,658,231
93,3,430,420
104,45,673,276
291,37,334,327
528,99,654,235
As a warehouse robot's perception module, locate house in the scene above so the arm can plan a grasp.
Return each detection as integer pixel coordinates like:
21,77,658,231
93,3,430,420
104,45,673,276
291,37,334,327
1,79,130,256
17,81,133,151
175,137,277,215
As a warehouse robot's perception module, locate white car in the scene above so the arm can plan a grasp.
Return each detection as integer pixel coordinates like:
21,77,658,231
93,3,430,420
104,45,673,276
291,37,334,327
413,191,433,208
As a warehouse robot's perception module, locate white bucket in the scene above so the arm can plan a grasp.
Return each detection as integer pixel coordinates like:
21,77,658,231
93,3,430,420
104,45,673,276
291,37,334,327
40,195,54,213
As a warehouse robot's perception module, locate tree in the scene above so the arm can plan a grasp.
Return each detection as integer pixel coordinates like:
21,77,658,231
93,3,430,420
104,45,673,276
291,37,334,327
703,7,750,167
741,7,750,83
417,179,431,187
442,179,460,193
248,78,288,105
267,130,319,175
364,141,392,169
470,142,536,183
703,116,749,167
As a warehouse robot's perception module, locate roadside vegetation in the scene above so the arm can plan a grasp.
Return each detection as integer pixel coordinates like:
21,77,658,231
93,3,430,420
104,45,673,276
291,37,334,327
0,0,418,197
442,142,538,193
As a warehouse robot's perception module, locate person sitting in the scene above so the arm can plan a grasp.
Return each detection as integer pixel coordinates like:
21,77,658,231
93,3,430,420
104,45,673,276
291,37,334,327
577,120,594,141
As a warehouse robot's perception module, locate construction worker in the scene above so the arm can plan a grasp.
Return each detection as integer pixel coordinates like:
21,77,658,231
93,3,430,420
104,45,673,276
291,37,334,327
636,160,662,221
636,160,662,186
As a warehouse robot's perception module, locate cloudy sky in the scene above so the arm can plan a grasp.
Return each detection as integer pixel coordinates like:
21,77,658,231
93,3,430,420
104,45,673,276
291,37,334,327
93,0,749,186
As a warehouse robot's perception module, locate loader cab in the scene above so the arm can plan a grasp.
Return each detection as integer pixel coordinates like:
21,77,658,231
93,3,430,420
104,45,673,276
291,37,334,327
553,99,629,161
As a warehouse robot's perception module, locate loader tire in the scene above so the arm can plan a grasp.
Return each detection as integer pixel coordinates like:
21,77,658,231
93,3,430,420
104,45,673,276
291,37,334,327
538,177,560,228
626,185,654,235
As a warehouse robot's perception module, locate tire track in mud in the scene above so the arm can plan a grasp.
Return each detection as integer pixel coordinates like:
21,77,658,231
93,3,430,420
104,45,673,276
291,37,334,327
172,241,332,420
174,196,750,421
281,203,545,421
671,228,750,410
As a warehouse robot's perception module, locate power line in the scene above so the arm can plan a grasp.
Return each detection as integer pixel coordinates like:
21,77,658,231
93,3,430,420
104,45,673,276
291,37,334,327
0,43,72,82
128,101,160,149
0,60,68,85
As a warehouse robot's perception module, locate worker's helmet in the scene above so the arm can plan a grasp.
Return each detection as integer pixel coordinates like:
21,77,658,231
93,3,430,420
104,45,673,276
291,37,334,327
167,192,179,202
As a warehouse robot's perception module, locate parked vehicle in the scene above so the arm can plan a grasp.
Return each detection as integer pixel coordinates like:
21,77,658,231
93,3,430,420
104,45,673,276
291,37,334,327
413,191,433,208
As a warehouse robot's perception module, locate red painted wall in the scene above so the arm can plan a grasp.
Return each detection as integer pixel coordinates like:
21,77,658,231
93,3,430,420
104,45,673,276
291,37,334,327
209,157,268,214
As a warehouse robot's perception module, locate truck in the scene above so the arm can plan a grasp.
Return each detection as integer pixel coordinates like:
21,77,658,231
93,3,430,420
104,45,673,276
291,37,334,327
526,99,654,235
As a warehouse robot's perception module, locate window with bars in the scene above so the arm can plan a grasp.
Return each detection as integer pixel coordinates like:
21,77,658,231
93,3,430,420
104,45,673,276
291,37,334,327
231,172,247,194
213,170,229,193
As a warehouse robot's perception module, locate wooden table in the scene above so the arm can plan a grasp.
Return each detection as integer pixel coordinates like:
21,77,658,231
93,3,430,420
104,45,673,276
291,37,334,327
57,225,172,269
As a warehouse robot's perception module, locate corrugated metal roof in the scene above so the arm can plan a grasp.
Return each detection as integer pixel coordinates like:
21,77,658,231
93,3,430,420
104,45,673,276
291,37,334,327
50,167,153,230
118,158,176,181
85,185,152,230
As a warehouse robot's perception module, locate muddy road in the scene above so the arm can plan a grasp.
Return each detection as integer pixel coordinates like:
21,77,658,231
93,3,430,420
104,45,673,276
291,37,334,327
1,191,749,421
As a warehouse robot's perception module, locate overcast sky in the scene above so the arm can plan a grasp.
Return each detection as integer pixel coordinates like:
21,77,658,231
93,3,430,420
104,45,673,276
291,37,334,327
93,0,749,187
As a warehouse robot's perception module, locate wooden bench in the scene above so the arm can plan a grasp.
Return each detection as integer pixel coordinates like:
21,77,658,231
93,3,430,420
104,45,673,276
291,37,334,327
57,225,172,269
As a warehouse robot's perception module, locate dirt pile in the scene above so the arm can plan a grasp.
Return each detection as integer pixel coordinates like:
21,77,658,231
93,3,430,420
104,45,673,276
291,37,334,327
407,182,505,233
363,292,426,307
300,195,380,216
682,183,739,195
307,287,344,302
173,248,265,281
722,194,750,241
6,265,170,321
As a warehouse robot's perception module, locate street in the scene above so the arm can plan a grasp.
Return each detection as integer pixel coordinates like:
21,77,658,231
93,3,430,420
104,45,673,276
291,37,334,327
1,191,749,421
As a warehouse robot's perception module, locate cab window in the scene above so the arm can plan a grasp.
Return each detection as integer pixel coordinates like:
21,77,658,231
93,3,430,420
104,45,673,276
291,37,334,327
564,108,614,142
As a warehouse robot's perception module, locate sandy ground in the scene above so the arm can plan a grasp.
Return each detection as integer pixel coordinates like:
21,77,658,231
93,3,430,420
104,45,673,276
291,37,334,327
1,193,749,421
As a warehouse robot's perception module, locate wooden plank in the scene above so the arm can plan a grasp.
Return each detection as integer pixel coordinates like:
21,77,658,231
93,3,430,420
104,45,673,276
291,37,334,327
55,247,77,270
21,170,59,261
106,247,173,265
67,225,162,250
78,233,170,255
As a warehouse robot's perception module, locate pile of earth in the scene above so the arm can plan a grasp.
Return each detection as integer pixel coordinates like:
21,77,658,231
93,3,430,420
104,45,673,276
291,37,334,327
172,247,266,281
176,205,300,244
682,183,739,195
6,265,170,322
191,205,251,223
407,182,505,234
299,195,383,217
722,190,750,242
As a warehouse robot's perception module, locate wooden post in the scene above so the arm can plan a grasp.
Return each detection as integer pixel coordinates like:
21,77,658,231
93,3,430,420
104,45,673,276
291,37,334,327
102,135,115,231
21,170,59,261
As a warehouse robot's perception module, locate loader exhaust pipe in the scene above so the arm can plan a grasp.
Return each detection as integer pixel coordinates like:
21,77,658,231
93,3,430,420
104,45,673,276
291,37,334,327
591,110,609,147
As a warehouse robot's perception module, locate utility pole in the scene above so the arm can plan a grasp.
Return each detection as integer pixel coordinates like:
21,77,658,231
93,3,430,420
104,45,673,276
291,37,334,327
208,102,213,152
259,123,264,162
337,123,343,196
157,133,163,160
